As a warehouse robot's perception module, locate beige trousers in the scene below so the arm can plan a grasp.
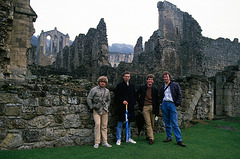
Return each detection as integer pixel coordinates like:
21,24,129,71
142,105,155,140
93,109,108,144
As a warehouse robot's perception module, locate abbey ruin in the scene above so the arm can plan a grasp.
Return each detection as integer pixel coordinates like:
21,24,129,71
0,0,239,150
35,28,70,66
108,52,133,68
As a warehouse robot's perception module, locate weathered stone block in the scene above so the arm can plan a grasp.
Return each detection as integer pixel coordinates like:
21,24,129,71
36,106,46,115
8,119,26,129
0,117,7,128
5,107,20,116
63,114,81,128
22,105,36,113
22,113,36,120
0,94,20,104
79,112,91,120
39,97,52,106
45,128,67,141
18,90,33,99
54,115,63,124
52,96,63,106
0,133,23,149
0,128,7,141
67,96,79,105
29,115,54,128
73,104,89,113
23,98,39,107
61,88,72,96
0,103,4,115
57,136,75,147
46,106,67,115
49,87,60,95
22,130,39,143
68,128,92,137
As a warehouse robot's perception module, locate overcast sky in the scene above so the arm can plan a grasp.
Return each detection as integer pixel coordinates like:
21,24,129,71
30,0,240,46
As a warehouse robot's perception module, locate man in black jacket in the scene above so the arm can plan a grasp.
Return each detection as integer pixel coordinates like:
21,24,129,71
136,74,159,145
159,71,186,147
115,71,136,145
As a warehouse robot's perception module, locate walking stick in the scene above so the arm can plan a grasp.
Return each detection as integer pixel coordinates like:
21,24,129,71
125,104,129,142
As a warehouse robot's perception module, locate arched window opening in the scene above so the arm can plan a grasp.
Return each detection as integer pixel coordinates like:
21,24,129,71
52,35,58,55
59,36,63,51
176,27,179,35
45,35,51,56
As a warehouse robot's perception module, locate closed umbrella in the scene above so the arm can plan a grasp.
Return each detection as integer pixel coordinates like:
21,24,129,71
125,104,129,142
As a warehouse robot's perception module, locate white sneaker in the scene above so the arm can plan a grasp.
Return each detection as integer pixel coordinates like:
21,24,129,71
93,144,99,148
116,140,121,146
102,143,112,147
127,138,136,144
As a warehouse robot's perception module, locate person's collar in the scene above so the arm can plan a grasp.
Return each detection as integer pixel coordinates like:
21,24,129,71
124,80,129,85
147,84,153,88
97,85,105,89
165,81,171,85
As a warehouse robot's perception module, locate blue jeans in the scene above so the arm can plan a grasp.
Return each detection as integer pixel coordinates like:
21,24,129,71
116,121,131,141
161,101,182,142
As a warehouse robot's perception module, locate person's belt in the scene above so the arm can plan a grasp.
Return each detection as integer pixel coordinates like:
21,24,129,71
163,101,174,103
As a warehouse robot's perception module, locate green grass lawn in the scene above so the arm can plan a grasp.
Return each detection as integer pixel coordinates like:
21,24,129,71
1,118,240,159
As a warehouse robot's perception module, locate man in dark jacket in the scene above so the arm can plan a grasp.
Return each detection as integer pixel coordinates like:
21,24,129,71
159,71,186,147
115,71,136,145
136,74,159,145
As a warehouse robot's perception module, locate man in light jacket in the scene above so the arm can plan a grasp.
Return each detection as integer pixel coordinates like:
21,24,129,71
87,76,112,148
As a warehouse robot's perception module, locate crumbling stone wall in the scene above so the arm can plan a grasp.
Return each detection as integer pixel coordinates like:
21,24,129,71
131,1,204,77
0,74,213,150
0,0,13,78
215,60,240,117
0,0,37,79
203,37,240,77
54,18,110,82
132,1,240,78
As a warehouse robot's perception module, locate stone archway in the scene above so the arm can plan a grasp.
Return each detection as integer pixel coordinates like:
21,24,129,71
36,27,69,66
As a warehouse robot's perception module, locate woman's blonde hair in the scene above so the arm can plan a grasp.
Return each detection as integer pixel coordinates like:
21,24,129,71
97,76,108,84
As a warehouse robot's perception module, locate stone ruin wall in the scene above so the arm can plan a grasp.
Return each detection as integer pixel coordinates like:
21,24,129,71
203,37,240,77
108,52,133,67
133,1,240,78
0,0,37,79
0,74,213,150
0,0,12,78
54,18,110,82
132,1,204,77
215,60,240,117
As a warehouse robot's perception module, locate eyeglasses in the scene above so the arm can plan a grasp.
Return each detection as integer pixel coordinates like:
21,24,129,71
124,76,130,78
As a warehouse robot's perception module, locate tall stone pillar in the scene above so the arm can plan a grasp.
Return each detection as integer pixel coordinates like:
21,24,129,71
0,0,37,79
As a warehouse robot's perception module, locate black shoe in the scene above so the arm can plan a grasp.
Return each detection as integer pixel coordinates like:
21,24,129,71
149,139,154,145
163,138,172,142
177,141,186,147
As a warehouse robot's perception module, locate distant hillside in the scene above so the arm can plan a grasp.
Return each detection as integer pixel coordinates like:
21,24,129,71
108,43,133,54
31,35,38,46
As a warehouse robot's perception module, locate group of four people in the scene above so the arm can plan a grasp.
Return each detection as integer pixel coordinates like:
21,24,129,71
87,71,186,149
